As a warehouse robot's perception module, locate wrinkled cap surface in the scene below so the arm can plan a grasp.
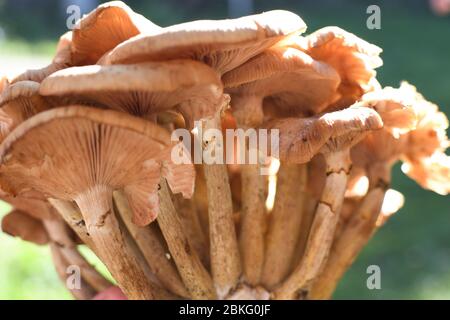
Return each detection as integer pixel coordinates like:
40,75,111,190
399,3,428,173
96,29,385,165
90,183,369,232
286,26,382,110
105,10,307,74
265,104,383,163
0,106,195,226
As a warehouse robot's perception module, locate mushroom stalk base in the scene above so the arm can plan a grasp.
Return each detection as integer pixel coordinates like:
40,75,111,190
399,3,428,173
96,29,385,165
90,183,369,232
309,165,391,299
273,150,350,299
113,190,189,299
158,179,216,299
239,164,266,286
75,185,168,300
202,114,241,298
262,163,307,289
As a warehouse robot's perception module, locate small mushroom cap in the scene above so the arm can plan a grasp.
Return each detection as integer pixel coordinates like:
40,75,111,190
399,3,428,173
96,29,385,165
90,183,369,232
0,81,51,141
265,104,383,163
39,61,223,124
401,153,450,196
361,82,419,137
10,32,73,84
286,26,382,109
1,209,49,245
0,194,57,220
0,106,194,226
72,1,160,66
104,10,306,74
223,46,341,121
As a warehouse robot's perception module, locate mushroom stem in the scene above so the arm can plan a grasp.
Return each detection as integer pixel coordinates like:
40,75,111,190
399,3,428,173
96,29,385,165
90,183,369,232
261,163,307,289
48,198,95,250
43,218,112,293
202,113,241,297
113,190,189,298
74,185,168,300
172,194,210,268
239,164,267,286
308,164,391,299
157,178,216,299
273,150,351,299
49,242,97,300
292,197,318,268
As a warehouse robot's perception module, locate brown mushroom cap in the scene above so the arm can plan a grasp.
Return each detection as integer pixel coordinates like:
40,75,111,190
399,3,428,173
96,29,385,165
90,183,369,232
265,104,383,163
223,46,340,125
0,106,194,226
71,1,160,66
10,1,160,84
0,81,51,141
352,82,449,194
361,82,418,137
39,61,223,126
104,10,306,75
286,26,382,109
1,209,49,245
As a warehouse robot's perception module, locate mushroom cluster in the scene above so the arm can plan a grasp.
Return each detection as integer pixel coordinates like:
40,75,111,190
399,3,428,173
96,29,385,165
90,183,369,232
1,1,449,300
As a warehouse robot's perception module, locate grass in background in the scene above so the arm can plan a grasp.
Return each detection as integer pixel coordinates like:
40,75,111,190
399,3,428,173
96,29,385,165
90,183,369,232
0,0,449,299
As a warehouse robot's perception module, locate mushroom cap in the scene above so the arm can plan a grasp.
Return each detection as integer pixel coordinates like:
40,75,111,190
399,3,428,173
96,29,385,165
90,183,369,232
223,46,341,120
401,153,450,196
104,10,306,74
0,106,194,226
0,194,57,220
0,81,51,142
72,1,160,66
10,32,73,84
1,209,49,245
39,61,223,124
286,26,382,109
265,104,383,163
361,82,419,137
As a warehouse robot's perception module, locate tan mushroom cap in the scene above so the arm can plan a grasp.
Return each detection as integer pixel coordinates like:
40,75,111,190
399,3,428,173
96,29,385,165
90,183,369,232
72,1,160,66
361,82,418,137
10,1,159,84
223,46,341,124
0,106,194,226
265,104,383,164
1,210,49,245
352,82,449,194
285,26,382,109
104,10,306,75
0,81,51,141
10,32,72,84
39,61,223,126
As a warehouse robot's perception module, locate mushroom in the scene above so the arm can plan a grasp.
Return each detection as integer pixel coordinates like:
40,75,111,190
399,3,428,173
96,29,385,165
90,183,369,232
263,104,383,298
1,209,49,245
103,11,306,296
0,81,51,141
11,1,160,83
70,1,160,66
284,26,383,110
309,83,449,299
221,45,340,286
113,190,190,298
39,60,223,129
0,106,194,299
104,10,306,75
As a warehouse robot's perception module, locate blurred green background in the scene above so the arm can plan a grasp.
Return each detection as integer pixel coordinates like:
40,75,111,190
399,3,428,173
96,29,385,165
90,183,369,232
0,0,449,299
